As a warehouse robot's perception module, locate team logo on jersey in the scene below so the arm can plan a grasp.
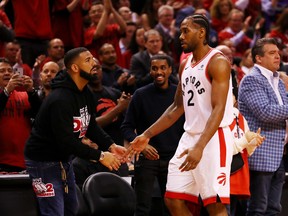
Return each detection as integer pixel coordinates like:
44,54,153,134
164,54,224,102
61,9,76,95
217,172,226,186
73,106,90,138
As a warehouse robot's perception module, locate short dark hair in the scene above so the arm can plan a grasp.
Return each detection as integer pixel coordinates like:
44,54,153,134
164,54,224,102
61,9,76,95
251,38,278,63
144,29,161,43
0,57,10,64
185,14,210,45
64,47,88,68
150,54,173,67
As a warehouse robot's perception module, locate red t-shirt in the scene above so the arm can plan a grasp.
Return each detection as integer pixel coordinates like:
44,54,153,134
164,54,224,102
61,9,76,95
269,29,288,45
84,24,124,67
211,18,229,33
0,10,12,57
218,30,251,57
12,0,52,39
0,91,32,169
51,0,84,48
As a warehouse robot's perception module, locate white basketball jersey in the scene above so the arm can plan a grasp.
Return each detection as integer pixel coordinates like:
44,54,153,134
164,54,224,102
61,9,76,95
181,49,234,134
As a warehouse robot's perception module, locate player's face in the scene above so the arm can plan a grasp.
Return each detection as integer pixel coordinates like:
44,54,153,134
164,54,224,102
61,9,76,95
179,19,200,53
150,59,171,89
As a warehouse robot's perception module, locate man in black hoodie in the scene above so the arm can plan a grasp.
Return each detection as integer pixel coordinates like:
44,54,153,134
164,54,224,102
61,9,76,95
24,47,126,216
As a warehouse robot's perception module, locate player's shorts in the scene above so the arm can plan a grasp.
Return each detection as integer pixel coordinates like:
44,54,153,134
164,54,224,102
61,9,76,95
165,127,233,206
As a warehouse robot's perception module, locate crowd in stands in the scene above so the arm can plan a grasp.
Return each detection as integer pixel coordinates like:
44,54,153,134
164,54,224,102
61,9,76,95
0,0,288,215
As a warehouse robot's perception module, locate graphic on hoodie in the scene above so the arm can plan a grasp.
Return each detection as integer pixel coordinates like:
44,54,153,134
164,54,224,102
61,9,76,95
73,106,90,138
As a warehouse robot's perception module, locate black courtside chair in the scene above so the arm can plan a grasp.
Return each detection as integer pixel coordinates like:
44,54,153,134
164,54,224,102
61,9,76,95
82,172,136,216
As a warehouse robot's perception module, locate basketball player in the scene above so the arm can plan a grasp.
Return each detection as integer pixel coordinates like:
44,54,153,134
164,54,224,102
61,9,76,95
126,14,236,215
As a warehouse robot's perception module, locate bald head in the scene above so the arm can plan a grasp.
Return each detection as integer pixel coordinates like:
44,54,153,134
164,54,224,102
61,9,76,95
40,61,60,88
216,45,233,64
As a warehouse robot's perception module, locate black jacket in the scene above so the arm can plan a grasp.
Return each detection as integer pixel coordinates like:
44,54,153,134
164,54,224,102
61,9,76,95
25,70,114,162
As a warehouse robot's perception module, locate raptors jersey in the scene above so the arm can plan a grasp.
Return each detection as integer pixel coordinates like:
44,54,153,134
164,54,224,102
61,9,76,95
181,49,234,134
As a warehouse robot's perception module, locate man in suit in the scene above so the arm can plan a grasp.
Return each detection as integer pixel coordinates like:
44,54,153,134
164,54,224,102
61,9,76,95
154,5,177,63
129,29,178,89
238,38,288,215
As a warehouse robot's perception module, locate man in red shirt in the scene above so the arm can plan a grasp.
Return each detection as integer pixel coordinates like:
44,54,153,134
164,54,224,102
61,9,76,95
0,58,38,172
84,0,126,67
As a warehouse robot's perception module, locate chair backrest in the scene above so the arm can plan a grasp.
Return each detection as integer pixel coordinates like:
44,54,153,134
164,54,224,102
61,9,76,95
76,184,90,216
82,172,136,216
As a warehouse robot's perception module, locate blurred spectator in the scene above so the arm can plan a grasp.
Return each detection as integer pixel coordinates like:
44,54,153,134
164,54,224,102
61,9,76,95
122,26,146,69
37,61,60,100
4,0,52,68
113,0,140,24
4,40,32,77
141,0,165,30
51,0,90,50
0,58,38,172
266,8,288,63
239,48,253,75
261,0,288,33
118,6,134,22
218,9,262,57
84,0,126,67
119,21,137,54
216,44,244,97
29,61,61,122
244,0,261,26
42,38,65,69
99,43,136,94
154,5,178,64
210,0,234,33
172,0,195,28
32,38,65,89
0,9,13,57
130,29,178,88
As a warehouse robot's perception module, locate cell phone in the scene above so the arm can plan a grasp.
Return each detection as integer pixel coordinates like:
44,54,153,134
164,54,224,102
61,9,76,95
14,67,24,77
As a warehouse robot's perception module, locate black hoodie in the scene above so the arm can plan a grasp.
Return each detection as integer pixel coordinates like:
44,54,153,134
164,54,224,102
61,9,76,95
24,70,114,162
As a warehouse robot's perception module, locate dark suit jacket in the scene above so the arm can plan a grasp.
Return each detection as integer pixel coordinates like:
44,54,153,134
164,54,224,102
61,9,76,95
130,50,178,88
130,50,153,88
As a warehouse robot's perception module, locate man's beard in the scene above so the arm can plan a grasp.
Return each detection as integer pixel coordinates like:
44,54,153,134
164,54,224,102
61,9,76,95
79,68,98,82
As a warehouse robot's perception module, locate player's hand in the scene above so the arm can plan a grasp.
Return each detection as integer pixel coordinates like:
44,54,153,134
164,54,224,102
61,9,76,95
142,144,159,160
99,151,121,171
109,143,127,162
125,134,150,161
178,146,204,172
